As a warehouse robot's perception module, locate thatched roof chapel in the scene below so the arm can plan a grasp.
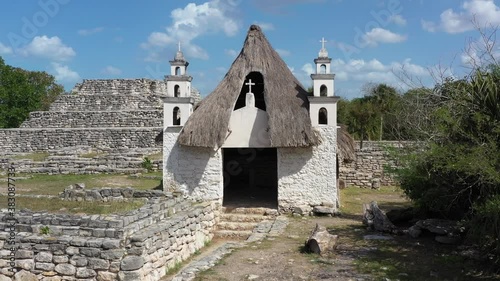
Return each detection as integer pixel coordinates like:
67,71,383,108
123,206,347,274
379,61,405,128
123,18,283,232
178,25,321,148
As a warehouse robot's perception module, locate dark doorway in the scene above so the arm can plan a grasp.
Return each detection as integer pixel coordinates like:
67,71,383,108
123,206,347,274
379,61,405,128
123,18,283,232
223,148,278,208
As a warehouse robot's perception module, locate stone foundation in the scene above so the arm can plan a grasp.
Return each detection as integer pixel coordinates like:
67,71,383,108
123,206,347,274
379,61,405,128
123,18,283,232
0,194,219,281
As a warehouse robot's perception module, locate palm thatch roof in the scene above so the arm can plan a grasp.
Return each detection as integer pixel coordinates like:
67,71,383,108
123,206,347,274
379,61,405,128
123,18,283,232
177,25,320,148
337,124,356,163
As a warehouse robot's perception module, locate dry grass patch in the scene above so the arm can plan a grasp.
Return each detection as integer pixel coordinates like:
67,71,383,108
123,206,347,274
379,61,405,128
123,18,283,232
2,172,162,196
79,151,107,158
146,152,163,161
12,152,50,161
0,196,145,214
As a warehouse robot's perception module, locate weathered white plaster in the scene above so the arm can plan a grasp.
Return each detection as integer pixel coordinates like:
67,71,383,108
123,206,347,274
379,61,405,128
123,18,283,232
163,128,223,201
223,93,271,148
277,126,337,212
309,99,337,127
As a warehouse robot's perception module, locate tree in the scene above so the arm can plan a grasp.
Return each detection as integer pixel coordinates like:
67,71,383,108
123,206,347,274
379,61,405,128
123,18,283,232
365,83,399,141
0,57,64,128
348,97,379,148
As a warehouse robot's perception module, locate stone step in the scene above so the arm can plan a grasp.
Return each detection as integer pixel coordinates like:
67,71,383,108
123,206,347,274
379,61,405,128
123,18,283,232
220,213,269,223
213,230,253,239
221,207,279,216
217,221,258,231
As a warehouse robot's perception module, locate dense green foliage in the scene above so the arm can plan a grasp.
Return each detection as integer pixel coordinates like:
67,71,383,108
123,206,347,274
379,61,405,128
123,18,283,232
0,56,64,128
388,66,500,266
338,83,403,144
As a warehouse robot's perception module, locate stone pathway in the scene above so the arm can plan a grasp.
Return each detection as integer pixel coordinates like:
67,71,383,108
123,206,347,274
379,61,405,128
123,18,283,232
168,216,289,281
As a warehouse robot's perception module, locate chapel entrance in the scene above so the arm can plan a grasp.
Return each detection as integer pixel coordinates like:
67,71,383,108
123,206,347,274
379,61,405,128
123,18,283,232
222,148,278,208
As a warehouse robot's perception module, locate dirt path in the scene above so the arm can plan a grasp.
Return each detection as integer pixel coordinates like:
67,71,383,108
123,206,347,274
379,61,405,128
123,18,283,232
194,216,372,281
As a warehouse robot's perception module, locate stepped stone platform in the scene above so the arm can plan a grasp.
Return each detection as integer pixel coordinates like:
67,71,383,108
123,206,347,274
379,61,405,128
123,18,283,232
214,207,280,239
0,78,201,174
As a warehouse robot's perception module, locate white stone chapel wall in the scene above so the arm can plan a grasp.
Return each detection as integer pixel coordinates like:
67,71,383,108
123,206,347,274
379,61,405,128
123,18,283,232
163,129,223,201
277,126,337,212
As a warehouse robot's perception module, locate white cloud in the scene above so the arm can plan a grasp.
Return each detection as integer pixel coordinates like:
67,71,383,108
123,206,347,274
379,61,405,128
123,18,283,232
423,0,500,34
389,14,407,26
276,49,291,57
51,63,80,83
141,0,241,61
101,66,122,75
19,36,75,61
0,42,13,55
301,63,314,75
338,58,427,80
224,49,238,57
362,28,407,47
78,27,104,36
253,22,275,30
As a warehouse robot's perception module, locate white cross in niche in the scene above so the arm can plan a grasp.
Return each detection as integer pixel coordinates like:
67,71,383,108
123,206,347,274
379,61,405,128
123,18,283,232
245,79,255,93
320,37,327,49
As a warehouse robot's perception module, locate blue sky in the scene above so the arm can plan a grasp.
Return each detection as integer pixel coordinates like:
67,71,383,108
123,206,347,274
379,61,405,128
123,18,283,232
1,0,499,99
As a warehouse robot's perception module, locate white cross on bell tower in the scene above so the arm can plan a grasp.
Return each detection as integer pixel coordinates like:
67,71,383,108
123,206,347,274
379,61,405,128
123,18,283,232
320,37,327,49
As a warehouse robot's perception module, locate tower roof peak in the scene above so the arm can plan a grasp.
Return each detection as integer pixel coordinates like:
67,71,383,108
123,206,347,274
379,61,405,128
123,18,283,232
174,41,186,61
319,37,329,58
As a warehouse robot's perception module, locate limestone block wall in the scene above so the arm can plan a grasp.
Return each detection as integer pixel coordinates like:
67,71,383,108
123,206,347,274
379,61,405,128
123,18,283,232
0,195,219,281
71,79,167,96
339,141,405,187
278,126,337,212
0,128,162,153
49,94,163,111
163,128,223,201
21,111,163,128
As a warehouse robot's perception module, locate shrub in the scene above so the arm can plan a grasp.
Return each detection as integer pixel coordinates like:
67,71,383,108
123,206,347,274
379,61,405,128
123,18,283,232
40,225,50,235
141,157,154,172
467,195,500,268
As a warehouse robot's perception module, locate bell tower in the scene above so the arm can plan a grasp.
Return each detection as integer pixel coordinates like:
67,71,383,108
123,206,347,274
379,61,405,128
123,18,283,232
308,37,339,127
164,42,194,126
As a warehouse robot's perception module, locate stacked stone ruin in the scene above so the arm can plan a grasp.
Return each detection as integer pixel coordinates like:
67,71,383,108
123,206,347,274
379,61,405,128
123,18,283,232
0,79,201,174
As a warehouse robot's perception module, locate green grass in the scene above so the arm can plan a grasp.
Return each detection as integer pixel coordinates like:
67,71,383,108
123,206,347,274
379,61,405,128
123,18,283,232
339,186,410,215
12,152,50,161
166,261,183,275
0,196,145,214
9,172,162,196
0,171,159,214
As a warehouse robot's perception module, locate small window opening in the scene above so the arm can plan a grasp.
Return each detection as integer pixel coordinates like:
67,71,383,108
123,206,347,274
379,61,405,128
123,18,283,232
319,108,328,125
320,64,327,74
173,107,181,125
320,85,328,96
175,67,181,75
174,85,180,97
234,72,266,111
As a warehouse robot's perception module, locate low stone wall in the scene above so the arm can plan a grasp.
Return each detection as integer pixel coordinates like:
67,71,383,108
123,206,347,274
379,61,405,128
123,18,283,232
0,146,163,174
60,186,165,201
0,194,219,281
0,128,162,153
21,111,163,128
339,141,407,188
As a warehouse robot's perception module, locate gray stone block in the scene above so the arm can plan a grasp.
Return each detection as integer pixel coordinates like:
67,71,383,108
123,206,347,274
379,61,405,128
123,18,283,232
120,256,145,271
54,263,76,276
